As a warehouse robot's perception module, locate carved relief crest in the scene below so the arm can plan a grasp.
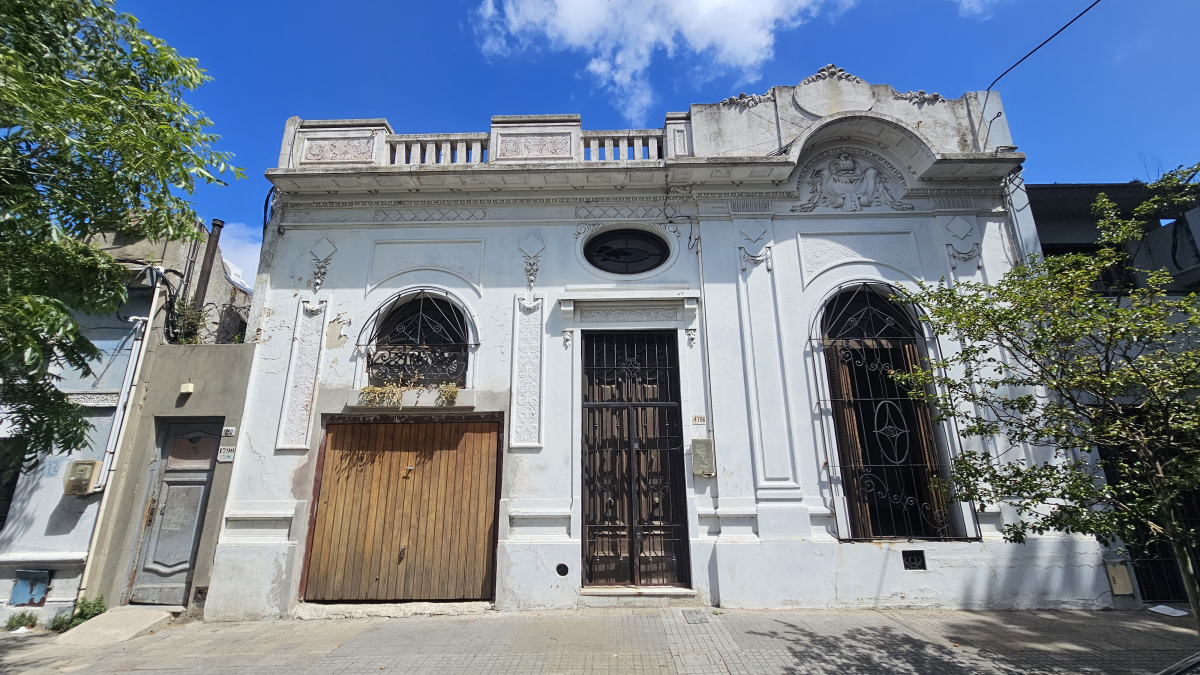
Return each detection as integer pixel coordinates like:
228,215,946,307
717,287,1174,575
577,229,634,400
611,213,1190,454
579,307,677,323
792,151,913,213
720,91,774,109
519,234,545,290
794,64,874,116
496,133,571,159
309,238,336,293
894,90,944,105
947,243,981,269
801,64,864,85
302,138,374,164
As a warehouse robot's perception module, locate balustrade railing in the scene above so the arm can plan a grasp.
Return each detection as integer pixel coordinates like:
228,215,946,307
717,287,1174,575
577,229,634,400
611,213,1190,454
582,130,663,162
384,129,667,165
388,133,489,166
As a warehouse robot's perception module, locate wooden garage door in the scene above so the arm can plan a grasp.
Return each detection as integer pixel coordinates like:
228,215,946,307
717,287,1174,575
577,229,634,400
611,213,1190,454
303,422,499,601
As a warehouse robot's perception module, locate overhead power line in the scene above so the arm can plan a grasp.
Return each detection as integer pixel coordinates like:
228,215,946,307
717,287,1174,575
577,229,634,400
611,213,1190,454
979,0,1103,149
985,0,1104,93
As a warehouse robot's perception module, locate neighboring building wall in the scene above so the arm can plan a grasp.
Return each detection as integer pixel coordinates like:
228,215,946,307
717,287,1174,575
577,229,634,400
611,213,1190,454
1027,183,1149,257
0,289,151,623
205,67,1116,621
1135,205,1200,290
0,223,253,624
1028,183,1200,608
82,342,254,619
92,226,253,345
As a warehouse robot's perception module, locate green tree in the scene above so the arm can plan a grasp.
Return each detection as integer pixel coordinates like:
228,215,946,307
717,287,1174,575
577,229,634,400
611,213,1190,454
895,163,1200,629
0,0,241,476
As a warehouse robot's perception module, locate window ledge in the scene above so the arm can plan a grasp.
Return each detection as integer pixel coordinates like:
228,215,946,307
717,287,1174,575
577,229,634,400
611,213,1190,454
346,388,476,410
579,586,696,597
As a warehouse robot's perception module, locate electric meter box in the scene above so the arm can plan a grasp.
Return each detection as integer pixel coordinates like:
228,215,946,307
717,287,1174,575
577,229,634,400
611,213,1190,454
691,438,716,476
63,460,103,495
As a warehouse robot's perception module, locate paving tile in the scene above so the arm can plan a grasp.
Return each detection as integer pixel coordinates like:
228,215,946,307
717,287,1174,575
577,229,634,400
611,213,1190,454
1,608,1197,674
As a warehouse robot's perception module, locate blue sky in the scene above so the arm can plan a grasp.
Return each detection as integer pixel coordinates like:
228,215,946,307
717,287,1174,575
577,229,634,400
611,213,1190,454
115,0,1199,283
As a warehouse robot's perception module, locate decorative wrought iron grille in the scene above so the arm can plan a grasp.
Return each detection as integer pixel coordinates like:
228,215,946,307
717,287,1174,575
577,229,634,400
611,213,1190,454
583,229,670,275
363,292,471,386
819,284,972,541
582,331,690,586
166,299,250,345
1100,444,1200,603
1128,539,1190,603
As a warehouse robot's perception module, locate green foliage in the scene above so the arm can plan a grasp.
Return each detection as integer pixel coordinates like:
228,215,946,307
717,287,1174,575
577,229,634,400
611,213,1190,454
893,162,1200,620
6,610,38,631
0,0,241,474
48,595,105,632
0,235,127,478
171,301,205,345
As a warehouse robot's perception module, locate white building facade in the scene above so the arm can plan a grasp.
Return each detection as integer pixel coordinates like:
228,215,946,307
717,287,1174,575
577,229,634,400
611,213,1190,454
203,67,1123,620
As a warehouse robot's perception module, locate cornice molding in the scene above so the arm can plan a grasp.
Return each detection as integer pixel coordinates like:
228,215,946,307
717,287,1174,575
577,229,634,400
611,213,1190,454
905,187,1003,197
66,392,120,407
293,195,681,209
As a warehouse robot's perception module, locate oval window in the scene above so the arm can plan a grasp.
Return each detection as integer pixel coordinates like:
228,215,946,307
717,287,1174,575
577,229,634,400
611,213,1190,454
584,229,669,275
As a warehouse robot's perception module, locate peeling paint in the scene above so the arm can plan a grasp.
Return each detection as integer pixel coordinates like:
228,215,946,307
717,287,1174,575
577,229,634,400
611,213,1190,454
218,90,1098,618
324,315,350,349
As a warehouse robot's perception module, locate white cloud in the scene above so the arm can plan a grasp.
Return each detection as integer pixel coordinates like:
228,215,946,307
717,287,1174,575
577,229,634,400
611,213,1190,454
475,0,858,125
949,0,1006,18
215,221,262,289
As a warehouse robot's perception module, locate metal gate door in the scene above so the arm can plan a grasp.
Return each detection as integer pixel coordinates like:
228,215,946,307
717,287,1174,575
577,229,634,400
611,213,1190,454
302,421,499,601
582,331,689,586
130,421,220,605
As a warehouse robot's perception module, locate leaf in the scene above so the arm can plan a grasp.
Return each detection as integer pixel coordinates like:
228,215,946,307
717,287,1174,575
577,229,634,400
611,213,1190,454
894,163,1200,559
0,0,242,469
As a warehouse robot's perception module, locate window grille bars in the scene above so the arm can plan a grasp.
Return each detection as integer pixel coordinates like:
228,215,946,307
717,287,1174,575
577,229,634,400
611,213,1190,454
818,284,975,541
582,331,690,586
363,292,474,387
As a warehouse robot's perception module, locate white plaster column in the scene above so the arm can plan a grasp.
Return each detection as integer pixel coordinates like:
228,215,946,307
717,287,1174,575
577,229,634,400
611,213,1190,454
509,293,545,449
694,218,757,521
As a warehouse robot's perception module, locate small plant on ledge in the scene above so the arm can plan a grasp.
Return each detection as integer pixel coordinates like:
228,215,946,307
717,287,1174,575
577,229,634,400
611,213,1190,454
171,301,205,344
358,383,409,408
436,383,459,406
359,376,462,408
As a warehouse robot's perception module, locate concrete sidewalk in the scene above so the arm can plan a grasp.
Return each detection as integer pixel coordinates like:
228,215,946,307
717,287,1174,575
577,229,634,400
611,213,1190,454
2,607,1198,674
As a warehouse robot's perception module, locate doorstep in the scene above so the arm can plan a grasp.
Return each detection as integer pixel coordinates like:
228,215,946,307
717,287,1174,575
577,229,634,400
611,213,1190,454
114,605,185,614
578,586,697,597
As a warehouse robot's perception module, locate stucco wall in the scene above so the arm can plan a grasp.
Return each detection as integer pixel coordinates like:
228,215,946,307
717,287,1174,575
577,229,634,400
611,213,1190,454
84,340,254,618
0,291,151,624
203,68,1115,620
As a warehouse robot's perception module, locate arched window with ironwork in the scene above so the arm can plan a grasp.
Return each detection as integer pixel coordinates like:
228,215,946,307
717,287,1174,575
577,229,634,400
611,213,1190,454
362,291,474,387
819,284,967,540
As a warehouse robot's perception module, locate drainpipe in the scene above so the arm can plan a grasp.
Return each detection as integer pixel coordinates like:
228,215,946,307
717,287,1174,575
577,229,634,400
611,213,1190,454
178,220,205,305
95,315,148,485
191,219,224,309
1001,171,1033,266
76,272,161,601
692,217,722,606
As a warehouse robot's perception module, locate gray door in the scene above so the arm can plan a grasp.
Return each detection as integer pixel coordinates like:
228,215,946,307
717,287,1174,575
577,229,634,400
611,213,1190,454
130,422,220,605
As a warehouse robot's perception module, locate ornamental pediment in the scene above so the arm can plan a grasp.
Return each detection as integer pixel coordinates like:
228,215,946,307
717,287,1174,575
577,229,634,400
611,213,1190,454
791,148,912,214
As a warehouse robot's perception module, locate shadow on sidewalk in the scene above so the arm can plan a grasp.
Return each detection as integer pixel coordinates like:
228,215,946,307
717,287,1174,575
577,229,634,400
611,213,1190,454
745,611,1200,675
748,622,1022,675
